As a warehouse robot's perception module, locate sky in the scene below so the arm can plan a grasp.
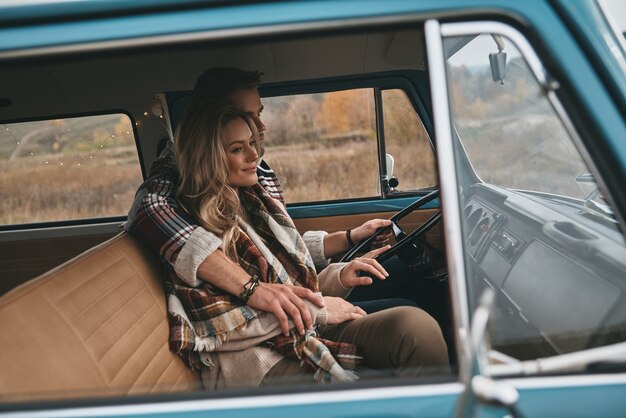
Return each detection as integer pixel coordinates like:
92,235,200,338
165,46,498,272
602,0,626,30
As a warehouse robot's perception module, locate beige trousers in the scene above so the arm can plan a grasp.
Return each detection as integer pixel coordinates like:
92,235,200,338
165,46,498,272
261,306,449,386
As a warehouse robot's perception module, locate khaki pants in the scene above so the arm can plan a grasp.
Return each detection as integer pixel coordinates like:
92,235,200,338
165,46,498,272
261,306,449,386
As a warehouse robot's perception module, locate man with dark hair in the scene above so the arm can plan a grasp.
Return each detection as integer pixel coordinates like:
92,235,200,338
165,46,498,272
126,67,395,336
191,67,263,105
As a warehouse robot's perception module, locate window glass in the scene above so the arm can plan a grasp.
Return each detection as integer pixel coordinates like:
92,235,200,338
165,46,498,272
445,33,626,362
263,89,378,203
382,89,437,192
0,114,142,225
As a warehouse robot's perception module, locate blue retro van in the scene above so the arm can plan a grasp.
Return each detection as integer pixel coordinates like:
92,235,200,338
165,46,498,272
1,0,626,417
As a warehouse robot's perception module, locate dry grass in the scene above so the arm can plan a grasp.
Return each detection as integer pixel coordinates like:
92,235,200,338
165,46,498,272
0,138,439,227
0,148,142,225
267,139,437,203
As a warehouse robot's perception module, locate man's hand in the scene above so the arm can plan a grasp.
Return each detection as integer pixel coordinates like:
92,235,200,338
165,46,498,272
246,283,324,336
339,245,390,288
351,219,393,249
323,296,367,324
323,219,394,258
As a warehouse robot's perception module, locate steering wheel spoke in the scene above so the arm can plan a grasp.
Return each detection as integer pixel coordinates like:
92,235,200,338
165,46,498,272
377,210,442,264
391,221,407,241
340,188,441,263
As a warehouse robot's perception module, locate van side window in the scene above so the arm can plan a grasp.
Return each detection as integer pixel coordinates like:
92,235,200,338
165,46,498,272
382,89,437,192
263,88,378,204
0,114,142,226
263,87,436,204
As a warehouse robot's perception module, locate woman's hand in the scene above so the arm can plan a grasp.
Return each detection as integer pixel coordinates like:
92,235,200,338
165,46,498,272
351,219,393,249
339,246,390,288
323,296,367,324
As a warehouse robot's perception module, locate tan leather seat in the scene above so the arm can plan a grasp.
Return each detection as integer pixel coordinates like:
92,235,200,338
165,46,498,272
0,233,201,402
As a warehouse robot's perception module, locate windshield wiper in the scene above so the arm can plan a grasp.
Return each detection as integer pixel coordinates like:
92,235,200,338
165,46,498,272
586,360,626,373
489,341,626,377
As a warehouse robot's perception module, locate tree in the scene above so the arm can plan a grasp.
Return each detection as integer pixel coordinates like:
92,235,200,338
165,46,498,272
316,89,373,135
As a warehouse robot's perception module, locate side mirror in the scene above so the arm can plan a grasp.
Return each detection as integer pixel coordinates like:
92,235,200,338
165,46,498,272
455,288,524,418
386,153,395,179
489,34,507,84
386,153,399,190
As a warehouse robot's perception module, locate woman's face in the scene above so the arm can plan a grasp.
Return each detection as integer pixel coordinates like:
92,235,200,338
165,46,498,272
222,117,258,188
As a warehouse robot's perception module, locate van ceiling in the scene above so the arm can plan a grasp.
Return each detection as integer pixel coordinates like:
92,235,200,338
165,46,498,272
0,28,424,122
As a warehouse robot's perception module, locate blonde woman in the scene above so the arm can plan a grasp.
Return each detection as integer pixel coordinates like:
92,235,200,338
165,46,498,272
168,100,449,389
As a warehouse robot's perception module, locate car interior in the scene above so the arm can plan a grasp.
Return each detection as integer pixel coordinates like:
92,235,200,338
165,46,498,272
0,23,455,402
2,8,626,405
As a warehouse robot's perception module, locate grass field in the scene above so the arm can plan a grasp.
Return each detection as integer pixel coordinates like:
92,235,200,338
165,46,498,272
0,137,439,226
0,147,142,225
267,139,437,203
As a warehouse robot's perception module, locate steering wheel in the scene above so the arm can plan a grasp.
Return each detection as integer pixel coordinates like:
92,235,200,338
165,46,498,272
339,188,442,267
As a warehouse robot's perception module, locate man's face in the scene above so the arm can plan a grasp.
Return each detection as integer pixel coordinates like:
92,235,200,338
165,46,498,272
227,87,266,157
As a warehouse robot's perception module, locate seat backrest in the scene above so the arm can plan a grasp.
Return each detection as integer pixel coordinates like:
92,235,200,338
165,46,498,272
0,232,201,402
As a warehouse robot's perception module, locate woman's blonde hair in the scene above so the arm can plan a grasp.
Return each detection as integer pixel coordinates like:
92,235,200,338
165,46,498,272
175,99,258,261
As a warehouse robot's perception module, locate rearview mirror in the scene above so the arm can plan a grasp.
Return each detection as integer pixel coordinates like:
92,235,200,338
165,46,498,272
489,34,507,84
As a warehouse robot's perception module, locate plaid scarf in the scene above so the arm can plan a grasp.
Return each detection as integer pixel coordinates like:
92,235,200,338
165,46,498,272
167,183,361,383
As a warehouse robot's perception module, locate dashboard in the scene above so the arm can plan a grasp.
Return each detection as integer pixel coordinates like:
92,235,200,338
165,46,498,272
462,184,626,359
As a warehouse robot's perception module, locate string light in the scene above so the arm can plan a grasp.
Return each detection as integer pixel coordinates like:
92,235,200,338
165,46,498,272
151,103,163,117
3,113,139,170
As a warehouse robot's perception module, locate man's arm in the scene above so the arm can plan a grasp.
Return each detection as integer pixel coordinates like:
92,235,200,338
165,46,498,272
196,250,324,335
125,147,208,285
125,144,322,334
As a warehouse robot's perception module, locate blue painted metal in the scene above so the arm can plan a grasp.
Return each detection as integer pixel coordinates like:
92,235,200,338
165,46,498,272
0,1,530,54
105,389,460,418
0,0,220,24
515,378,626,418
551,0,626,111
288,196,440,219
